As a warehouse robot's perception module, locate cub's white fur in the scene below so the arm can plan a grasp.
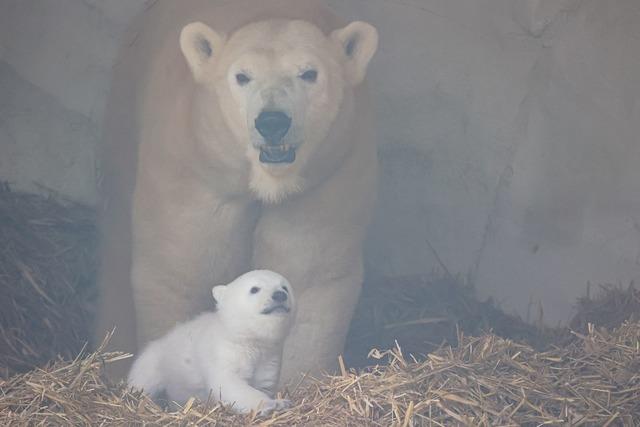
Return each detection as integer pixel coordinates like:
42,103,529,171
127,270,295,414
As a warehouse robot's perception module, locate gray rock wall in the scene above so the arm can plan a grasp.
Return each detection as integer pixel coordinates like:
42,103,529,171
1,0,638,323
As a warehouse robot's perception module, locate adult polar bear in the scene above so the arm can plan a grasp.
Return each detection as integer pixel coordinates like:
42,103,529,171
96,0,378,383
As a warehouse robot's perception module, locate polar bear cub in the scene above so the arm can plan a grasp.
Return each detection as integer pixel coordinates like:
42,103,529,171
127,270,295,414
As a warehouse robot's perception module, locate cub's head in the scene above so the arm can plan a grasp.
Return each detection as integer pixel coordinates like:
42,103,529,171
180,18,378,202
212,270,295,342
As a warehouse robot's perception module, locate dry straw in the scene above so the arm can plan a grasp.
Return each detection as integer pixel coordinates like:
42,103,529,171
0,183,96,379
1,185,639,425
1,323,639,425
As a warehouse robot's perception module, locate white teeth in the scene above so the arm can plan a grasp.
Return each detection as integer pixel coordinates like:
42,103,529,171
259,145,293,151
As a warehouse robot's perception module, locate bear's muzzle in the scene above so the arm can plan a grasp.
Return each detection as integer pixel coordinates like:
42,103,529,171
254,111,296,164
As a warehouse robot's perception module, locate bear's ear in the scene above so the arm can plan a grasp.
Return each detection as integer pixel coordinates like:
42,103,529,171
180,22,225,83
211,285,227,303
331,21,378,86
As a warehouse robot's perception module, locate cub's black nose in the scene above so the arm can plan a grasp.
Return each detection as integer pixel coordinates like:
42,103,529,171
272,290,288,302
255,111,291,144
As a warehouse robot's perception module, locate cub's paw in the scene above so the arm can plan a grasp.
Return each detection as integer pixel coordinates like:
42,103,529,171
257,398,291,416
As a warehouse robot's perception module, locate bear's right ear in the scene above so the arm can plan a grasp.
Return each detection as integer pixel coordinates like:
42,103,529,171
211,285,227,303
180,22,225,83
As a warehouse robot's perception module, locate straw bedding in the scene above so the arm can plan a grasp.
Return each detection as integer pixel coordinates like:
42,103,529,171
0,184,96,379
1,185,639,425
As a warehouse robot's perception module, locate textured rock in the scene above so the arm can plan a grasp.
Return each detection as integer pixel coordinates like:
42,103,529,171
1,0,639,322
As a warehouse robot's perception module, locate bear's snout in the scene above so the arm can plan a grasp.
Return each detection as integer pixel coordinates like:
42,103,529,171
271,290,288,302
255,111,291,144
260,289,291,315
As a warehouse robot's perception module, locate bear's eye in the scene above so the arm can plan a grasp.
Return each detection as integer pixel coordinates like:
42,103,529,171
299,69,318,83
250,286,260,294
235,73,251,86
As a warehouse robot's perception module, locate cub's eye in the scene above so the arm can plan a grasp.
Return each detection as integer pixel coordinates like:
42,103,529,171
250,286,260,294
299,69,318,83
235,73,251,86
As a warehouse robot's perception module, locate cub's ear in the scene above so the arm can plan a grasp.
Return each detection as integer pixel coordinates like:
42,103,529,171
211,285,227,303
180,21,225,83
331,21,378,86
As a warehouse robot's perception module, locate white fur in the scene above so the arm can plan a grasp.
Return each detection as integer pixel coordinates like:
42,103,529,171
127,270,295,415
95,0,378,384
180,18,377,203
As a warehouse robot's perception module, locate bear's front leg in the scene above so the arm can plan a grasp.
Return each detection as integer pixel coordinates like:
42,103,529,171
280,270,363,382
130,185,256,347
252,214,366,383
252,353,284,394
206,370,290,415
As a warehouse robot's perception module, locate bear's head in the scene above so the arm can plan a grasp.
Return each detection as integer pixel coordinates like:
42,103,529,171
180,18,378,202
212,270,295,343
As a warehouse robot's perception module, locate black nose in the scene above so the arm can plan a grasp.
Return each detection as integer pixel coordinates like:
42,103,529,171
272,290,288,303
255,111,291,144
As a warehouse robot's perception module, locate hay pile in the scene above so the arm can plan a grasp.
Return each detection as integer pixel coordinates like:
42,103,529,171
1,185,640,425
2,323,639,425
0,184,97,379
344,276,565,368
571,283,640,332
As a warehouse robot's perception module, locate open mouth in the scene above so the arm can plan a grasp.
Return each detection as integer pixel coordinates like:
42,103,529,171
259,145,296,164
261,305,290,315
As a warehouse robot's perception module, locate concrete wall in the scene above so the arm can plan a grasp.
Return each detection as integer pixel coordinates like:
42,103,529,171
1,0,639,324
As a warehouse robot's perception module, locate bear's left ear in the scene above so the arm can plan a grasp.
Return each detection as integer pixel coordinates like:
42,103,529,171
331,21,378,86
180,21,226,83
211,285,227,303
